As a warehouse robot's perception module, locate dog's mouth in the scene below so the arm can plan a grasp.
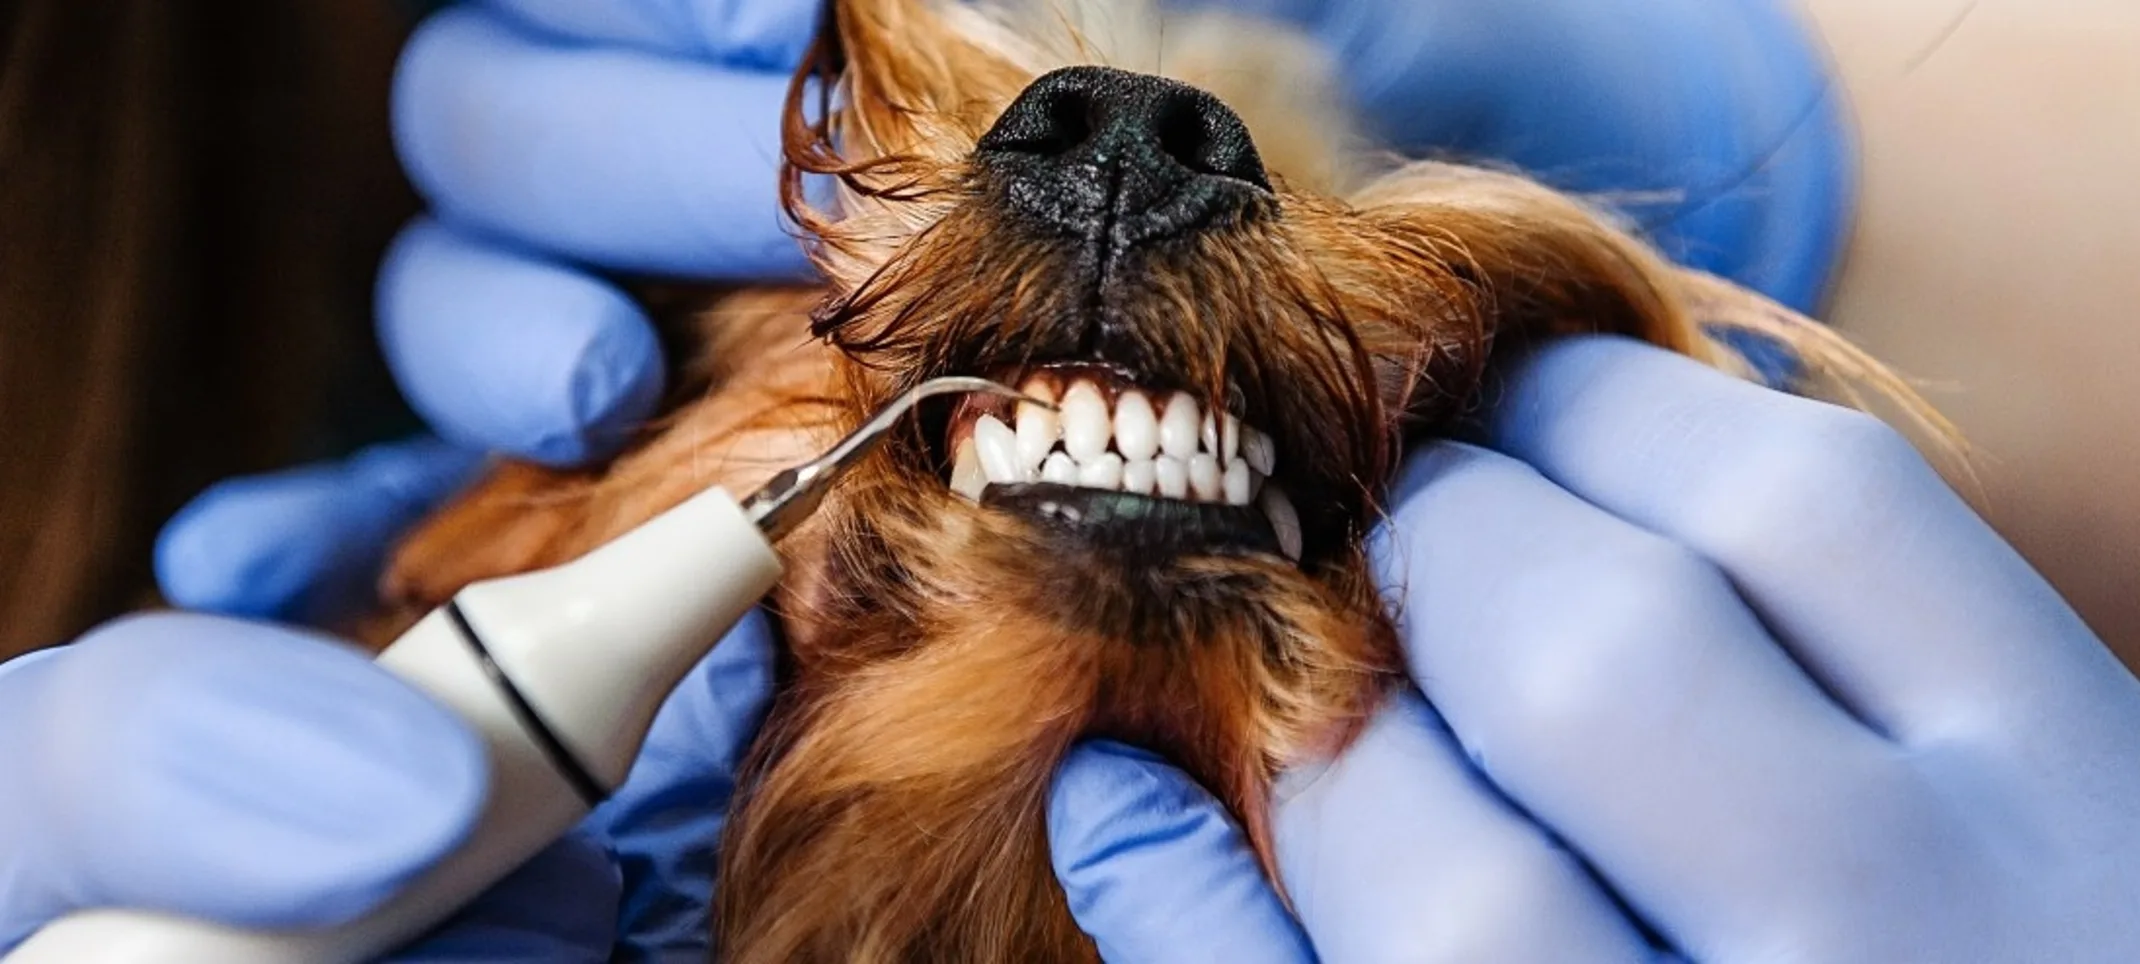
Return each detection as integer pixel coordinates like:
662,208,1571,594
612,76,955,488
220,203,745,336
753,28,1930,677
941,364,1301,561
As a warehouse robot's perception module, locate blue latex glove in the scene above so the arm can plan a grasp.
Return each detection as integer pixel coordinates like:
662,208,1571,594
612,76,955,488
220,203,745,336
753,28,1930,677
1053,336,2140,962
0,605,779,961
1206,0,1853,313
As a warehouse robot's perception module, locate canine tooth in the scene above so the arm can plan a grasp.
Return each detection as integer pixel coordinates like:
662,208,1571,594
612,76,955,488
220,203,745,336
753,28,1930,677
975,414,1026,484
1188,454,1222,501
1260,486,1302,561
1078,452,1125,490
1242,426,1277,475
1155,456,1189,499
1122,459,1157,496
950,437,986,501
1015,381,1061,470
1060,380,1111,462
1220,413,1240,463
1115,391,1159,461
1159,394,1200,459
1041,451,1078,485
1201,411,1218,455
1222,458,1252,506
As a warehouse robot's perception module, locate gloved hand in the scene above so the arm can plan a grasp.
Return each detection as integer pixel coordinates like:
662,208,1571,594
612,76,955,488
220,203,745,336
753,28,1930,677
156,0,829,622
0,607,778,961
1207,0,1852,313
1055,335,2140,963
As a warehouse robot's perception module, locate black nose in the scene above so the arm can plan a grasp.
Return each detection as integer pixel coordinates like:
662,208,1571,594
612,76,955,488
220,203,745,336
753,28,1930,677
975,66,1271,247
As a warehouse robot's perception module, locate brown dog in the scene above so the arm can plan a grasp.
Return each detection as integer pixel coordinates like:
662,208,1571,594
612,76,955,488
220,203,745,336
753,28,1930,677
371,1,1956,960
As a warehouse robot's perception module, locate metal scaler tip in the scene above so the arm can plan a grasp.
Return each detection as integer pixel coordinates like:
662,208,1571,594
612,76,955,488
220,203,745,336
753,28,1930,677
740,376,1047,541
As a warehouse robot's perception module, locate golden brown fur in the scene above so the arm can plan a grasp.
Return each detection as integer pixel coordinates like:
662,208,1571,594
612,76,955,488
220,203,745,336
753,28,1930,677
374,1,1956,960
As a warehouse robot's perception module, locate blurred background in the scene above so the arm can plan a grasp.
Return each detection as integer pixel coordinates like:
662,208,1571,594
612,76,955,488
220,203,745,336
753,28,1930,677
0,0,422,657
0,0,2134,667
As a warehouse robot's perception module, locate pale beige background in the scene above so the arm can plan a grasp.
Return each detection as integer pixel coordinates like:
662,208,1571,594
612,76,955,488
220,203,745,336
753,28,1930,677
1793,0,2140,663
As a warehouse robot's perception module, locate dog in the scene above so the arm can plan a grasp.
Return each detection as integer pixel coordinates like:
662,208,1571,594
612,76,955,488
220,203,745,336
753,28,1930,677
370,1,1957,959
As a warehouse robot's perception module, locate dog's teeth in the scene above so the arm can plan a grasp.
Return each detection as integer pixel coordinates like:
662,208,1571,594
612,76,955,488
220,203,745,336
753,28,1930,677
1243,426,1276,475
950,437,985,501
1122,459,1157,496
1200,411,1219,456
1159,393,1200,459
1222,458,1252,506
1115,391,1159,461
975,414,1026,484
1015,381,1060,471
1260,485,1302,561
1060,380,1111,462
1188,454,1222,502
1041,451,1078,485
1220,413,1240,463
1078,452,1125,490
1155,455,1189,500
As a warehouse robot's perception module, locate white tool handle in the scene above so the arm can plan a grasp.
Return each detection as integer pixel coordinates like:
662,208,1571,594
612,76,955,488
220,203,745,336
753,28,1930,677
4,486,785,963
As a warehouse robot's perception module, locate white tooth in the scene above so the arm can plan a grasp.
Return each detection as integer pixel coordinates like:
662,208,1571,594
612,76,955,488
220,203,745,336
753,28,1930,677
1061,380,1111,462
1201,411,1219,455
1115,391,1159,461
1222,458,1252,506
1243,426,1276,475
1260,486,1302,560
1219,413,1241,462
1122,459,1157,496
1078,452,1125,490
1159,393,1201,459
975,414,1026,484
1014,381,1060,471
1188,454,1222,501
950,437,986,501
1155,456,1189,499
1041,451,1078,485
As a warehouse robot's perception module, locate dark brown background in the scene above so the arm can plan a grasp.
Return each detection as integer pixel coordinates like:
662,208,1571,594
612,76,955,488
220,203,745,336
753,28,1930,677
0,0,421,658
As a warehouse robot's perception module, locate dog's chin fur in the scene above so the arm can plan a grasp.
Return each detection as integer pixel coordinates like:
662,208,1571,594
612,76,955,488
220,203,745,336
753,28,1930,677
370,2,1962,961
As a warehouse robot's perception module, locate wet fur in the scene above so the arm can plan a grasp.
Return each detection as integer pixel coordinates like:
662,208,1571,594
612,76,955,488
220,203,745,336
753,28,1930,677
373,1,1955,960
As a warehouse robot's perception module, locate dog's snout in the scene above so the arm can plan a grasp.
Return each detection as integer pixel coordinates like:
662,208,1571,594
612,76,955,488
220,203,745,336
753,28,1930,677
977,66,1270,245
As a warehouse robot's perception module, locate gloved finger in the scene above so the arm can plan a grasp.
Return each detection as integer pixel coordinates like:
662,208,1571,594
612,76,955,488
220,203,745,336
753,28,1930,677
378,219,666,465
1483,336,2112,744
1272,693,1656,962
474,0,820,68
1194,0,1849,312
575,609,779,960
1374,442,1924,959
1047,742,1314,964
394,7,813,280
155,436,481,625
0,614,485,950
388,831,620,963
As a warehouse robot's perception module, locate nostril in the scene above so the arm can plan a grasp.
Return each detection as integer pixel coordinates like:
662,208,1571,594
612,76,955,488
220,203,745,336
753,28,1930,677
987,88,1097,157
1154,95,1265,188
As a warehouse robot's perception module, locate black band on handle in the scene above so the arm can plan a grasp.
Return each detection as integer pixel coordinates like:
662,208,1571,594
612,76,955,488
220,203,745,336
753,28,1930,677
442,600,611,808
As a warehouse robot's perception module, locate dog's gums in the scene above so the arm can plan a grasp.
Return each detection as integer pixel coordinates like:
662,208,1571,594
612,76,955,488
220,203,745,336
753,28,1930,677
369,1,1961,960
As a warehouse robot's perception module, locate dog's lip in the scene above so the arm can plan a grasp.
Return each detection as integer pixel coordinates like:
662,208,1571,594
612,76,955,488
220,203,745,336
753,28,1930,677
980,483,1282,557
942,361,1237,437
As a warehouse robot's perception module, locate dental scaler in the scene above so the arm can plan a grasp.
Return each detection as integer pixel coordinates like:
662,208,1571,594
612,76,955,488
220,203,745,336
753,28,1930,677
3,376,1030,964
